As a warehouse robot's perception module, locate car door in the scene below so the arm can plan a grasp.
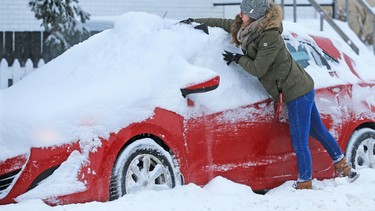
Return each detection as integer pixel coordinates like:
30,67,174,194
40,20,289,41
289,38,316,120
183,98,297,189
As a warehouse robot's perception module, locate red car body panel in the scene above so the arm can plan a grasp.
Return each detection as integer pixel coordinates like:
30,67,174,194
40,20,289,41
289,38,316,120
0,144,80,204
0,155,27,176
310,35,362,80
54,107,188,204
310,35,341,60
1,34,375,205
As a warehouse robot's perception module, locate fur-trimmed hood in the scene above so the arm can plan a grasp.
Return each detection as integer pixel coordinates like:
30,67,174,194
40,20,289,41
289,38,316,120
258,2,283,32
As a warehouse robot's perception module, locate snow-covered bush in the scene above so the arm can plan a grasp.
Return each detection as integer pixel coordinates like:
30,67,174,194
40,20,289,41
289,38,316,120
29,0,91,59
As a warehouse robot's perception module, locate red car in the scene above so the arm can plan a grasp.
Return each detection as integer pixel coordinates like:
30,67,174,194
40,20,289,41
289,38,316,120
1,20,375,205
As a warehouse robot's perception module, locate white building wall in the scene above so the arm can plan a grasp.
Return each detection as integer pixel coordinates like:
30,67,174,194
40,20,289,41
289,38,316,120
0,0,43,31
0,0,331,31
79,0,226,18
0,0,236,31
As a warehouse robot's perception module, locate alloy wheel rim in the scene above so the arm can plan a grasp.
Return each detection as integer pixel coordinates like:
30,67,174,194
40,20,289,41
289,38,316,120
125,154,172,194
355,138,375,169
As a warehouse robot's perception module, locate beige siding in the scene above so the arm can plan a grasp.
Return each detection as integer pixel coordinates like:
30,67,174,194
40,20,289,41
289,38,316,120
0,0,227,31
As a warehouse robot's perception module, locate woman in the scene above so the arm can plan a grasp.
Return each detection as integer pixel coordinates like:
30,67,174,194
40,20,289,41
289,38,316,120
182,0,358,189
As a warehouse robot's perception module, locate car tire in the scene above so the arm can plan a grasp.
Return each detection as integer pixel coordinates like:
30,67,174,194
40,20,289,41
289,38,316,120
110,138,181,200
346,128,375,169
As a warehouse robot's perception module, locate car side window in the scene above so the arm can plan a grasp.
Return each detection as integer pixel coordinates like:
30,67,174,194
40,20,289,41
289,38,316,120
286,42,310,68
285,40,334,71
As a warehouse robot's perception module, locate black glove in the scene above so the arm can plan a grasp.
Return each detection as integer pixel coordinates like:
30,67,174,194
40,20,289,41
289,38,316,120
222,50,243,65
179,18,195,24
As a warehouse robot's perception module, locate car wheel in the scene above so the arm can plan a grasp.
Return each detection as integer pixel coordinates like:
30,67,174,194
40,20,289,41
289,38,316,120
346,128,375,169
110,138,181,200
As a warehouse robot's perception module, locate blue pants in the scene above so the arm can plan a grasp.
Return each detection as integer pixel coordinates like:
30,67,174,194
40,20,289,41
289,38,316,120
287,90,344,182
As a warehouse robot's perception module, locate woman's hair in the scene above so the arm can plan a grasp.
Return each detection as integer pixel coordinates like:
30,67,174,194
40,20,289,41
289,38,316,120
230,14,254,47
230,14,243,47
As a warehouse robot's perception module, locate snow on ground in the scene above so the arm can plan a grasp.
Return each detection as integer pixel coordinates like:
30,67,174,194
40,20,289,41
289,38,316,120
2,169,375,211
1,11,375,211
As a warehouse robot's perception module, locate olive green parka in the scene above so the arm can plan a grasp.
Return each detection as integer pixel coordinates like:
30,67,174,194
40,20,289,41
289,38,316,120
195,3,314,103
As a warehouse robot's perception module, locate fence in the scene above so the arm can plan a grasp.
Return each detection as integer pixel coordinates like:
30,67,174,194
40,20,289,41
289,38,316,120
0,58,44,89
0,31,100,89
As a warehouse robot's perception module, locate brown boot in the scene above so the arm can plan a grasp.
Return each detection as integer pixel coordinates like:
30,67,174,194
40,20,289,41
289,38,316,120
294,180,312,190
334,156,360,182
334,156,351,177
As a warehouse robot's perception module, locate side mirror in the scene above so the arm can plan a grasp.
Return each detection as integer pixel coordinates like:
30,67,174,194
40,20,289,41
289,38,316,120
180,75,220,98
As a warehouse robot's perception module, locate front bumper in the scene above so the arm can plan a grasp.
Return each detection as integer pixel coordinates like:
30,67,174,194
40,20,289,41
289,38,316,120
0,143,80,205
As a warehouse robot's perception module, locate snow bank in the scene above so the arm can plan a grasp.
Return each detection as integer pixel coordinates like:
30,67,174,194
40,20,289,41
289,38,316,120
2,169,375,210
